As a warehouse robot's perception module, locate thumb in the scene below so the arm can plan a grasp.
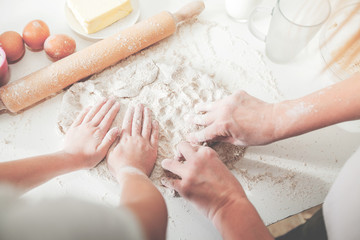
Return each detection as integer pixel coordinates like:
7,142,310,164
98,127,120,152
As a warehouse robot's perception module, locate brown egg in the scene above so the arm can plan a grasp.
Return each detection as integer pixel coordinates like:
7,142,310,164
0,31,25,63
44,34,76,61
23,20,50,50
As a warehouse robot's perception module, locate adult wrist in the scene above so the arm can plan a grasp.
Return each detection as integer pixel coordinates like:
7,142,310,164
271,101,292,142
209,190,248,224
211,195,271,240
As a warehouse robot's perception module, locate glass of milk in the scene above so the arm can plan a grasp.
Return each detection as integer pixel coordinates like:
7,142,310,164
225,0,262,22
248,0,331,63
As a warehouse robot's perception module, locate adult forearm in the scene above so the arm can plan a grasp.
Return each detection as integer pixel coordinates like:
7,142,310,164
212,196,273,240
273,73,360,141
0,151,81,191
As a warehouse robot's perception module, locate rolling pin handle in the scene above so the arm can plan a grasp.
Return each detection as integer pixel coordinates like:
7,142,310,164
173,1,205,24
0,99,6,111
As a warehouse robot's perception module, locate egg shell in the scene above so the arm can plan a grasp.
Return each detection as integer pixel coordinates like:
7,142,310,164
0,31,25,63
23,20,50,50
0,47,9,86
44,34,76,61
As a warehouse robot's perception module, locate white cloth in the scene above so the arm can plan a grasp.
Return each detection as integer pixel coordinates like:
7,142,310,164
0,187,145,240
323,147,360,240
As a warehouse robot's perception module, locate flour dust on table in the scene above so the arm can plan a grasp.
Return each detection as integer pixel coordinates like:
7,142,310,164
57,20,281,189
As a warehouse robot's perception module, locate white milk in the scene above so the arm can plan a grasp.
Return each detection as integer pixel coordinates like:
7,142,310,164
225,0,261,22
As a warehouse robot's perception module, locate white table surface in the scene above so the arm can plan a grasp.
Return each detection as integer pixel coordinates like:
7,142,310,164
1,0,360,239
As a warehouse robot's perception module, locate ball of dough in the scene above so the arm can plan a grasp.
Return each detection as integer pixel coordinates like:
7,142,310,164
44,34,76,61
0,31,25,63
23,20,50,50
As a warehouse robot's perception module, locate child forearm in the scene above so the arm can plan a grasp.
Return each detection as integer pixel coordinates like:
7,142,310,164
0,151,81,191
116,170,167,240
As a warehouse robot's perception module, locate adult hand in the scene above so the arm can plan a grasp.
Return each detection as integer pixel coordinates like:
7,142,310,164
187,90,276,146
161,142,246,221
63,98,121,169
107,104,159,178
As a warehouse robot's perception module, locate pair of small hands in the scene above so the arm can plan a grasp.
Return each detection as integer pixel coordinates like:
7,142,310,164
63,91,275,222
63,98,159,178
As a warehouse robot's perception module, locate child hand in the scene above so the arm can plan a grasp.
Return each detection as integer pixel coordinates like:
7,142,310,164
63,98,121,169
107,104,159,178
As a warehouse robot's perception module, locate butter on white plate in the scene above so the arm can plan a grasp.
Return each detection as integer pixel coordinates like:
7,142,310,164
67,0,133,34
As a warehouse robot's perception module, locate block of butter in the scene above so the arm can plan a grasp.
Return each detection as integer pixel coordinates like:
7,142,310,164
67,0,133,34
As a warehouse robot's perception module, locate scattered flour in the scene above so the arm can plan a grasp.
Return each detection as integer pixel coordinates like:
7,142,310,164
57,20,281,189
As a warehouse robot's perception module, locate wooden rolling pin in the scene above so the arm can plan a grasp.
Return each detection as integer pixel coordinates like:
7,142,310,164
0,1,205,113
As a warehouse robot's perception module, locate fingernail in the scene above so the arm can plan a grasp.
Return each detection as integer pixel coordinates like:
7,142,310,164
161,159,168,167
152,120,158,127
194,103,203,112
195,131,205,142
195,115,207,125
185,114,195,124
144,107,149,114
186,133,194,142
183,114,190,122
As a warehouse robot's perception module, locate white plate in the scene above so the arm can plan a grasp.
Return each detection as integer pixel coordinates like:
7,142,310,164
65,0,140,40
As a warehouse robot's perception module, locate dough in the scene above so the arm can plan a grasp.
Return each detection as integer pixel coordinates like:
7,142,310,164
57,20,280,187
